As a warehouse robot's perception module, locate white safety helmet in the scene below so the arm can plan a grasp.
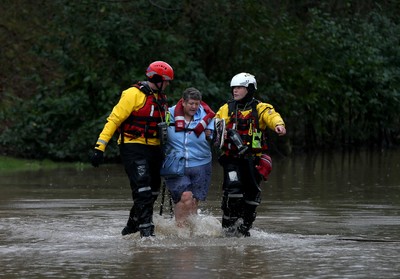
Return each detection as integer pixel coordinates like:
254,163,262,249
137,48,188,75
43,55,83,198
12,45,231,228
230,73,257,90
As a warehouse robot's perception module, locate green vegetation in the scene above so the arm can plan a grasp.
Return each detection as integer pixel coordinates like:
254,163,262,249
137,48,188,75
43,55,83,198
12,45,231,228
1,1,400,161
0,156,87,172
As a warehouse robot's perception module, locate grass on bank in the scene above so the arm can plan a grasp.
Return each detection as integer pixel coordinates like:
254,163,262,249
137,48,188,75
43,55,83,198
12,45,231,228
0,156,87,172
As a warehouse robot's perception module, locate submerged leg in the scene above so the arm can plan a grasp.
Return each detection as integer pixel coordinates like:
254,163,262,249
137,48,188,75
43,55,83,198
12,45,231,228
175,191,198,227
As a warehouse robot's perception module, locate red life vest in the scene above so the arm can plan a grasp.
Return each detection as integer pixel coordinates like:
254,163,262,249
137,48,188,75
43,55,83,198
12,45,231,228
224,99,267,155
120,82,168,140
174,98,215,137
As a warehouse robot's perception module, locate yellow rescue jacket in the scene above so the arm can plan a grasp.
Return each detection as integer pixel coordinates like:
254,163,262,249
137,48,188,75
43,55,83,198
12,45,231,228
95,84,167,152
215,99,285,155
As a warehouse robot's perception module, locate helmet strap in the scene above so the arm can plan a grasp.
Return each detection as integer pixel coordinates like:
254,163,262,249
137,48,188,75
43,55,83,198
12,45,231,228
148,75,164,93
155,81,164,93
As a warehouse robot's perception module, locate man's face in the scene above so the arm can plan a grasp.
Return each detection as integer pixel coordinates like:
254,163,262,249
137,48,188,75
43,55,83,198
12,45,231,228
182,98,200,117
149,80,170,92
232,86,248,101
158,80,170,91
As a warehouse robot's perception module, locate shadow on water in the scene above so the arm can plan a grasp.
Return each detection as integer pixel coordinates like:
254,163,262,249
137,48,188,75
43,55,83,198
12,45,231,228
1,149,399,278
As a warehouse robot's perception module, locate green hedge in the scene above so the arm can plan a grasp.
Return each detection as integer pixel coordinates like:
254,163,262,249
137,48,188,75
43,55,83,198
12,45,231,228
1,1,399,160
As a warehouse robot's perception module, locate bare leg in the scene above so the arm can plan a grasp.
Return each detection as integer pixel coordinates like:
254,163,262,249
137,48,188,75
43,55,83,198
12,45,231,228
175,191,198,227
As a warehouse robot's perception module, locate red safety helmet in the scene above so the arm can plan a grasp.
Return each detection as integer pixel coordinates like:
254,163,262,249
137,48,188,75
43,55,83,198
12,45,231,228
146,61,174,83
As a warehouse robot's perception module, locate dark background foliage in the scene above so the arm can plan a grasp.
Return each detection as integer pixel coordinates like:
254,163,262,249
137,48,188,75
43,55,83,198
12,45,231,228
1,0,400,161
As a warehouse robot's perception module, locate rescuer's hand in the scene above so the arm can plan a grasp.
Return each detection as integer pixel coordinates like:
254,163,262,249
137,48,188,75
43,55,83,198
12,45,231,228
90,149,104,167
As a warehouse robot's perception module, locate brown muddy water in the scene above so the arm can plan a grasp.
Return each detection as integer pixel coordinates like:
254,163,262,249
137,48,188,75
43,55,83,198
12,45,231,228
1,149,399,279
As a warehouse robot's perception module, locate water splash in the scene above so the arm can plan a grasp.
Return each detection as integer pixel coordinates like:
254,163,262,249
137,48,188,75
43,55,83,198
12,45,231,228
154,212,223,238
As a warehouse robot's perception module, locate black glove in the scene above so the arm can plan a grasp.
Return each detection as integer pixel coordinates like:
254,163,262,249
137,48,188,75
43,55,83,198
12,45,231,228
90,149,104,167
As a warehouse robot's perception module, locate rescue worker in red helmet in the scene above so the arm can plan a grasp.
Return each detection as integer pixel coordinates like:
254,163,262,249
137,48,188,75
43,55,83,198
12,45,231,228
90,61,174,237
215,72,286,237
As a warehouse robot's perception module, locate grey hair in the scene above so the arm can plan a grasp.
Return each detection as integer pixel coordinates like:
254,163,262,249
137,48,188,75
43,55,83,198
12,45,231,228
182,87,202,101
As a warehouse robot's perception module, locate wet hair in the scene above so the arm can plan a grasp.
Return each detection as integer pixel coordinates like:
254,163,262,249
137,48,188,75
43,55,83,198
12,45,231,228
183,87,202,101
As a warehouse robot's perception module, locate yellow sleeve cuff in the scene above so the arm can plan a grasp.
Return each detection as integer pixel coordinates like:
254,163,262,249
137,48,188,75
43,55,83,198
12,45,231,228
95,139,108,152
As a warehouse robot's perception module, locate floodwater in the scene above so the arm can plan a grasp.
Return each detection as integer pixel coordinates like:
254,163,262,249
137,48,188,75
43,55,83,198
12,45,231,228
1,149,399,279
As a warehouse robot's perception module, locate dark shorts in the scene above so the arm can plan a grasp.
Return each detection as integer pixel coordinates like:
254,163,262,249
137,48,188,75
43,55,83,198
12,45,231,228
165,162,212,203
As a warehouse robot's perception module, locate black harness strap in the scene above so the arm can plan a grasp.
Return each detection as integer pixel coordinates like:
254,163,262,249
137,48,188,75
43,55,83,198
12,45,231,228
228,98,260,129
